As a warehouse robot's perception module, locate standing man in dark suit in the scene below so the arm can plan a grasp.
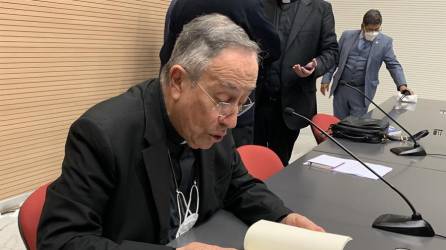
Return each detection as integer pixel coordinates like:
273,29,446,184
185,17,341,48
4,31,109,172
161,0,282,147
163,0,178,42
255,0,339,165
38,14,323,250
161,0,281,68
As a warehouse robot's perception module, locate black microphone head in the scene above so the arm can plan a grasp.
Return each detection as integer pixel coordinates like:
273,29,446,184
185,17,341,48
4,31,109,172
284,107,295,115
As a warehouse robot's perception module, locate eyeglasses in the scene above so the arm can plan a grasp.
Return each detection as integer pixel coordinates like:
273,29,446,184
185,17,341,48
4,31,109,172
195,81,254,118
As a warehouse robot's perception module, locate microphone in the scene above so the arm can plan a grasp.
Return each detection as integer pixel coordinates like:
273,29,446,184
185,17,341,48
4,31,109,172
284,107,435,237
341,81,426,156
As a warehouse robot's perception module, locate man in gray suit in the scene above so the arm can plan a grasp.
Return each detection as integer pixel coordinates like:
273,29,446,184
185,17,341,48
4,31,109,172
321,9,413,119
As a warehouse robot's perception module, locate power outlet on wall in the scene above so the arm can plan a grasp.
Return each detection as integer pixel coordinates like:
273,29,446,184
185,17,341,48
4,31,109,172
432,129,444,136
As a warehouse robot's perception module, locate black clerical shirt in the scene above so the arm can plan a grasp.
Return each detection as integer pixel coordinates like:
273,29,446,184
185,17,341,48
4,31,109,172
159,95,198,241
265,0,300,96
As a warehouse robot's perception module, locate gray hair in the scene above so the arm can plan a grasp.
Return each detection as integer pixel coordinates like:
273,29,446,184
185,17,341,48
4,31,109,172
160,13,260,84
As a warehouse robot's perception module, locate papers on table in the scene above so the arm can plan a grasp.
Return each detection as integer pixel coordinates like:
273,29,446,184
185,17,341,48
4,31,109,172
397,92,418,103
394,93,418,111
304,154,392,180
304,154,346,169
244,220,352,250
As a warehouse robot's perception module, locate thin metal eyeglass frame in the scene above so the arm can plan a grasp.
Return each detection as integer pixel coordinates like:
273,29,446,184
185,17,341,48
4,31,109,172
194,80,254,117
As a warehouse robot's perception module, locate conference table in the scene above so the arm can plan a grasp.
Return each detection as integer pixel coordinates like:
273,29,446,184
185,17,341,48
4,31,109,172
315,97,446,172
169,97,446,250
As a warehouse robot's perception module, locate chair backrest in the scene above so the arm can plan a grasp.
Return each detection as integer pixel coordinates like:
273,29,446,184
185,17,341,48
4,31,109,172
311,113,340,144
237,145,283,181
18,183,50,250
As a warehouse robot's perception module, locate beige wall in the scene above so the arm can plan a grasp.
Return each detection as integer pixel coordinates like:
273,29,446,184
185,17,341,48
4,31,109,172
317,0,446,115
0,0,169,200
2,0,446,200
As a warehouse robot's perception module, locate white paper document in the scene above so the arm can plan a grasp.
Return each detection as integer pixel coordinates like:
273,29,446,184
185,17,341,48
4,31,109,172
244,220,352,250
334,160,392,180
304,154,346,169
397,92,418,103
305,154,392,180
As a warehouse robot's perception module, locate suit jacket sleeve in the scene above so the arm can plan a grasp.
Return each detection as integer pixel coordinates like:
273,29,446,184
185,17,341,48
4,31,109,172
37,118,173,250
314,1,339,78
321,31,346,84
222,146,292,225
383,38,407,88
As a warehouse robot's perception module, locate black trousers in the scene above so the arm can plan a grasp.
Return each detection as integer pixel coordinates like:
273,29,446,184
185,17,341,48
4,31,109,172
254,97,299,166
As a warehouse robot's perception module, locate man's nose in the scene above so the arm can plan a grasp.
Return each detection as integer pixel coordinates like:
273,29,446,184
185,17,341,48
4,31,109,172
219,112,238,129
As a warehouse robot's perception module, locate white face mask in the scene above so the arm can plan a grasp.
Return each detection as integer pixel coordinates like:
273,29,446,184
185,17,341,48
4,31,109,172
364,31,379,41
175,180,199,238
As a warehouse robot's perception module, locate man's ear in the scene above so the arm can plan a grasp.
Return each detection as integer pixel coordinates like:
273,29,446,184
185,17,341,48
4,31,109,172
168,65,187,100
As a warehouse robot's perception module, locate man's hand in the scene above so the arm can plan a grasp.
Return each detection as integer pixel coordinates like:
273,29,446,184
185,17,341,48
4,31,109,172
280,213,325,232
177,242,237,250
320,83,330,96
292,58,317,78
398,85,414,95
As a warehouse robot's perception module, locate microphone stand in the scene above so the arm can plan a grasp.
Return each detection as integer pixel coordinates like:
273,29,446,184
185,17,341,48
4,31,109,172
342,82,426,156
284,108,435,237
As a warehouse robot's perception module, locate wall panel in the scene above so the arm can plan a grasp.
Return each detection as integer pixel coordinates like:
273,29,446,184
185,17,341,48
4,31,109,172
0,0,169,200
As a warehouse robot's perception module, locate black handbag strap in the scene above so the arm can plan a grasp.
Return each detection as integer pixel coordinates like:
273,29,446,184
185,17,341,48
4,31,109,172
335,131,368,140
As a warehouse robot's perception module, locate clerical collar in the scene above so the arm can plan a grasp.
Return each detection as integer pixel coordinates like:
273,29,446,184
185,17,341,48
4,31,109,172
159,91,185,146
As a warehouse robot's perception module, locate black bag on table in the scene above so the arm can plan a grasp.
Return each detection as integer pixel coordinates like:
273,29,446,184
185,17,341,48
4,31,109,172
330,116,389,143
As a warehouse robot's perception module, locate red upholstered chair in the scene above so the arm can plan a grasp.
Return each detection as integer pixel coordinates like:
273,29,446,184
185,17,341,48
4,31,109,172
18,182,51,250
237,145,283,181
311,113,340,144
